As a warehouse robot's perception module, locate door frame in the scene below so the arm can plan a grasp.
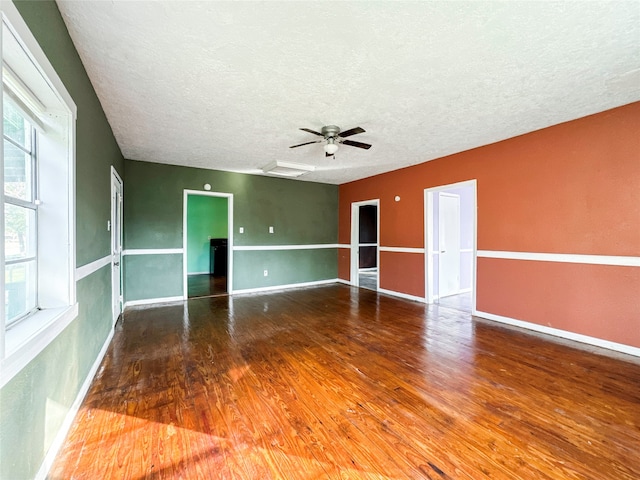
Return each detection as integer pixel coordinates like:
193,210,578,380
110,166,123,324
182,189,234,299
423,180,477,308
350,199,380,288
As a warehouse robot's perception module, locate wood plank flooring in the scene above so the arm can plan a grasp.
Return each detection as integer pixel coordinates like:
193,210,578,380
49,284,640,479
187,274,228,298
437,292,472,314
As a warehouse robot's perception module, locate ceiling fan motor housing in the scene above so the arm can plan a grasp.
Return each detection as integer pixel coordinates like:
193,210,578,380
321,125,340,138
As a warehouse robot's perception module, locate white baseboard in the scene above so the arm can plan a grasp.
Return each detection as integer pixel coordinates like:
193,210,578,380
458,288,472,294
124,281,346,306
473,310,640,358
335,281,426,304
187,271,211,276
377,287,426,303
233,278,338,295
124,296,184,308
35,326,115,480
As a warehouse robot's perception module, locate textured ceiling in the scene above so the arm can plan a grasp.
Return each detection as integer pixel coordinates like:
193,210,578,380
56,1,640,185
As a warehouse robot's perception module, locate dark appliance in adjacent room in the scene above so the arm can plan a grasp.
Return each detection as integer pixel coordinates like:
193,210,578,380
210,238,228,276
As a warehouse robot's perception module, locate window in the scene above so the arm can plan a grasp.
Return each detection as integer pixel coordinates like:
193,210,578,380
1,2,77,387
4,96,38,326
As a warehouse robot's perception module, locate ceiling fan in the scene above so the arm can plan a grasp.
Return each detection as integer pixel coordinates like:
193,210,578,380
290,125,372,157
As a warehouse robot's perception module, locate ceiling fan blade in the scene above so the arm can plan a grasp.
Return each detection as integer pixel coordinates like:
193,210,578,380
289,140,322,148
339,126,365,138
299,127,324,137
342,139,372,150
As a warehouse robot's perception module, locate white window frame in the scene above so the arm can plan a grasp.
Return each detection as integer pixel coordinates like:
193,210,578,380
3,101,39,327
0,0,77,388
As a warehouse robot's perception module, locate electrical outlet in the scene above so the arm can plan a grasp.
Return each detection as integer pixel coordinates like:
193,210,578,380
263,269,268,276
269,226,274,233
239,227,244,233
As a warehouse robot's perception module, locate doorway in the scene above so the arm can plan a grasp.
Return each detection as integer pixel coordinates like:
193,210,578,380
110,166,123,324
424,181,476,313
350,200,379,291
183,190,233,299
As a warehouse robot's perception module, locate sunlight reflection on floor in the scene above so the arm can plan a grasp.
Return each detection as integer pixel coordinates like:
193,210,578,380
51,406,400,479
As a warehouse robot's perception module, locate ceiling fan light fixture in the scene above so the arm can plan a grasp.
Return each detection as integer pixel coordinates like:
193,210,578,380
324,138,339,155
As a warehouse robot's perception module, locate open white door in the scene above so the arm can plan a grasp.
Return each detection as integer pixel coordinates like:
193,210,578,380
111,167,123,324
438,192,460,298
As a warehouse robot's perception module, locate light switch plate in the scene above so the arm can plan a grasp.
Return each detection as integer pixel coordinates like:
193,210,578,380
269,226,274,233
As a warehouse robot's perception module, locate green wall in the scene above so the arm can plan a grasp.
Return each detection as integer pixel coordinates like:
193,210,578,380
233,249,337,291
124,160,338,300
124,253,183,302
0,1,124,478
187,195,228,274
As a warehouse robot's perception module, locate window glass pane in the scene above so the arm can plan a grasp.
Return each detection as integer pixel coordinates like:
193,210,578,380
2,95,31,150
4,203,36,260
5,261,37,326
3,139,33,200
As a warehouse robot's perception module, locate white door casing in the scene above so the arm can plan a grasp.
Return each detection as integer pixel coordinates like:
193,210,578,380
350,199,380,288
182,190,234,299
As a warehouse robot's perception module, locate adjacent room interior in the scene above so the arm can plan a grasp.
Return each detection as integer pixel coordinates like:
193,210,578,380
426,181,476,313
0,1,638,479
352,201,379,291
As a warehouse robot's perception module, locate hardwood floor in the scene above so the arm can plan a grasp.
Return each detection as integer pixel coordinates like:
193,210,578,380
438,292,472,313
49,285,640,479
358,269,378,291
187,274,227,298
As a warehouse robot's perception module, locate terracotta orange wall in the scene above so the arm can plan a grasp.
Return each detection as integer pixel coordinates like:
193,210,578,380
379,251,424,298
338,102,640,348
477,259,640,345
